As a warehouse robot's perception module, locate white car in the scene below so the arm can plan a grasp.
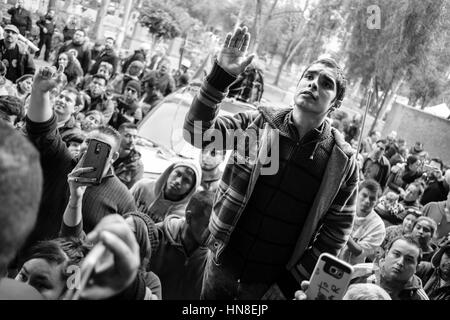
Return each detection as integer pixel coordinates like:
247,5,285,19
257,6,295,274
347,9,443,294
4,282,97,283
136,84,257,181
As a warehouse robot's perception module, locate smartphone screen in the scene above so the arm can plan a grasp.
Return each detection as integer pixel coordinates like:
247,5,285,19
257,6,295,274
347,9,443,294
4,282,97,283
306,253,354,300
78,139,112,185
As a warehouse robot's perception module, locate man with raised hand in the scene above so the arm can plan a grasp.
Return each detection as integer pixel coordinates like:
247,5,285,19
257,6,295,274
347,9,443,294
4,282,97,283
23,66,136,251
184,27,358,300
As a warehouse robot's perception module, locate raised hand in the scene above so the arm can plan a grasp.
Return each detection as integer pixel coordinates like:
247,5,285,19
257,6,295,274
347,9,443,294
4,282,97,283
67,167,96,200
218,26,255,76
32,65,65,93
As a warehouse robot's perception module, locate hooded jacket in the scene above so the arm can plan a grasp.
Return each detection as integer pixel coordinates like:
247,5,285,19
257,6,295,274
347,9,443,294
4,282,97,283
184,62,359,296
351,263,429,300
416,241,450,300
131,161,202,223
149,215,208,300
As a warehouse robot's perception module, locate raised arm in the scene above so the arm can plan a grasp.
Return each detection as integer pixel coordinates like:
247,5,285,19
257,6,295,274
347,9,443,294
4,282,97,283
60,167,97,238
27,66,65,123
183,27,256,150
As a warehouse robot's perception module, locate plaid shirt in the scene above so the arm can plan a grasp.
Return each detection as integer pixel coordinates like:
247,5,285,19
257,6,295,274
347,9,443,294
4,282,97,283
184,62,359,285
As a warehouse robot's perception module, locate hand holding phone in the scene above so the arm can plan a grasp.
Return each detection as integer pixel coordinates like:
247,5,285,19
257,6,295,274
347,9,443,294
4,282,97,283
306,253,354,300
78,139,112,185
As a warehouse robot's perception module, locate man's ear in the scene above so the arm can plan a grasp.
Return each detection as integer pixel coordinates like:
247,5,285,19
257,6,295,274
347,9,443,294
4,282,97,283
74,104,82,114
111,151,119,162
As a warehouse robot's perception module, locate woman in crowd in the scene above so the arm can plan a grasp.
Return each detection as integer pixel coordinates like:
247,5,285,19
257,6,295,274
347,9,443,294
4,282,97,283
54,52,84,86
411,216,438,262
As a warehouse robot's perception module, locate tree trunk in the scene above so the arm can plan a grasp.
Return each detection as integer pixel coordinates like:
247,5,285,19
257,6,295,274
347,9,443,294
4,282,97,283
63,0,74,11
234,2,247,30
93,0,111,40
274,51,288,86
47,0,57,11
116,0,134,49
251,0,263,53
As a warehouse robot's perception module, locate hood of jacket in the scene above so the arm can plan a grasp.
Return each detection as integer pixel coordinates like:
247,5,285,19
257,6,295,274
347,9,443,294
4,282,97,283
153,160,202,205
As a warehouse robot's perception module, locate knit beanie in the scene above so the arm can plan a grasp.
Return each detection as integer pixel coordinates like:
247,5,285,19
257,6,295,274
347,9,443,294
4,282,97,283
125,80,141,98
124,211,159,254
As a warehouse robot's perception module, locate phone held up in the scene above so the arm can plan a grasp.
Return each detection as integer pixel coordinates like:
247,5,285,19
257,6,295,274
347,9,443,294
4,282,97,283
78,139,112,185
306,253,354,300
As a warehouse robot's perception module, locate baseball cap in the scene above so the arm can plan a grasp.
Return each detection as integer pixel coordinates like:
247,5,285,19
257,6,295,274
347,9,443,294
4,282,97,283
4,25,20,34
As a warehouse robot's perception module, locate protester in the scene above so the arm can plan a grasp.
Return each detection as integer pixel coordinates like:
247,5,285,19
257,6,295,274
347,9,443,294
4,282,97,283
62,16,79,42
54,52,84,86
0,95,25,127
7,0,32,37
374,191,404,226
131,161,201,223
0,25,36,83
79,62,114,91
0,62,18,96
109,80,143,129
142,59,176,97
416,240,450,300
35,9,56,62
110,60,145,95
150,191,214,299
58,30,92,75
15,74,33,102
90,37,119,76
15,238,90,300
82,73,114,124
411,216,438,262
80,110,104,132
0,120,43,299
184,27,358,300
421,158,449,206
90,41,104,64
175,59,192,89
121,44,150,75
113,123,144,189
23,66,137,251
422,172,450,243
141,77,163,115
339,180,386,264
51,86,82,135
386,155,423,195
362,139,391,190
228,61,264,104
350,235,428,300
380,211,419,252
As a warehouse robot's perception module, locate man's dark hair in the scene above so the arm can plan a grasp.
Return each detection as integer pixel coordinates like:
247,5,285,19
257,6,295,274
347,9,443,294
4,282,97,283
376,139,387,145
186,191,215,221
0,95,25,122
386,234,422,264
91,73,108,85
406,155,419,166
430,158,444,170
0,122,42,270
300,57,347,109
106,37,116,44
61,86,83,109
118,122,138,133
23,238,91,278
358,179,382,198
91,126,122,153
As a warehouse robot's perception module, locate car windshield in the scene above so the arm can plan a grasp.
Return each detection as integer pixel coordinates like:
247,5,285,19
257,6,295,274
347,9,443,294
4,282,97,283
138,88,256,158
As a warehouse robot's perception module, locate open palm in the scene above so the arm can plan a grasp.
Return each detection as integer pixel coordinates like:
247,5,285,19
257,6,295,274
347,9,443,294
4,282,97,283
218,26,255,76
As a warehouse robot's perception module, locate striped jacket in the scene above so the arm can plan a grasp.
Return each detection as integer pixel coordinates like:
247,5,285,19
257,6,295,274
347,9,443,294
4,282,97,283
184,62,359,284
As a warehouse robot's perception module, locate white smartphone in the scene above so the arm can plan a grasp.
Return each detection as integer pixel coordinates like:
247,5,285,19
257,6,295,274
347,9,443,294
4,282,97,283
306,253,354,300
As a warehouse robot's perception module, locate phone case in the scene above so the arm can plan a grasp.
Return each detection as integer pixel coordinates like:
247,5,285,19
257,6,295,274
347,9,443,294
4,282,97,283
306,253,354,300
79,139,112,185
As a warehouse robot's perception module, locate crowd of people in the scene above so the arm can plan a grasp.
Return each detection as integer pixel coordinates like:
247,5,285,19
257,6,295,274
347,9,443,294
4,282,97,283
0,2,449,301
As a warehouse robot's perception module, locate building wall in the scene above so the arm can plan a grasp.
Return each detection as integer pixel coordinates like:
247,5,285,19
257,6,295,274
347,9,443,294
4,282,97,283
382,102,450,165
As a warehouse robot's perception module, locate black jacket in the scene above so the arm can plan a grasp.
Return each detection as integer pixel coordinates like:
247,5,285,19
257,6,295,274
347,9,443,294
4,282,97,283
59,41,92,75
7,7,32,35
36,15,56,35
0,40,36,83
90,49,119,75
